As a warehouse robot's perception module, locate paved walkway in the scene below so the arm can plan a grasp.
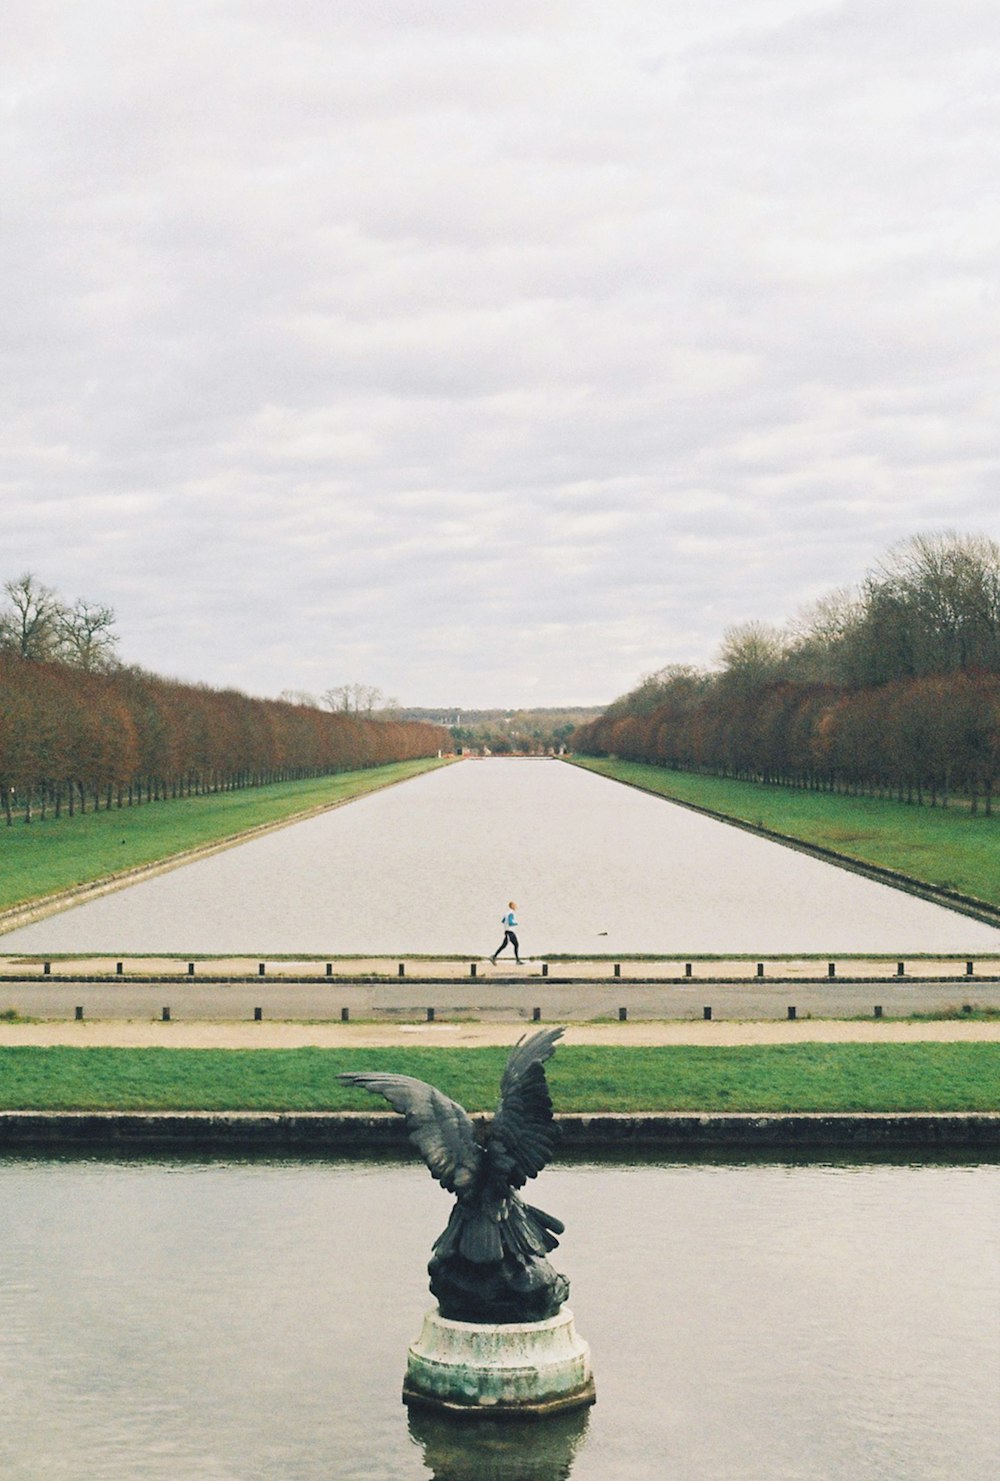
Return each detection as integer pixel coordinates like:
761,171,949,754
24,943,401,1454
2,955,998,1028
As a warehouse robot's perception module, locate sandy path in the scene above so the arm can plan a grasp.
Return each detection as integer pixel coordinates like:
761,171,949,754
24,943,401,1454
3,955,999,979
1,1020,997,1048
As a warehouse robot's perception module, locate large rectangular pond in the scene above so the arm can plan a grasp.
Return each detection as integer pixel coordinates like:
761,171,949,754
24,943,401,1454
5,759,1000,954
1,1158,997,1479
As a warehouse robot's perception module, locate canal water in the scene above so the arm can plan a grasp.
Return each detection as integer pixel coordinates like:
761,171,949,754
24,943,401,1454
5,759,1000,955
0,1157,996,1480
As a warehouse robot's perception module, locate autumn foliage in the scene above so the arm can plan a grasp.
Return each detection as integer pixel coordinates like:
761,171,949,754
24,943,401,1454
574,533,1000,815
0,656,449,824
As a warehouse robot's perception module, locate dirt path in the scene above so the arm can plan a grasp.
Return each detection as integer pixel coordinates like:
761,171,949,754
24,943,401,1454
1,1019,997,1049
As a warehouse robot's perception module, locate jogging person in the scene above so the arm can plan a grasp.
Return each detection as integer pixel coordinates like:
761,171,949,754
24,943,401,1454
490,902,523,965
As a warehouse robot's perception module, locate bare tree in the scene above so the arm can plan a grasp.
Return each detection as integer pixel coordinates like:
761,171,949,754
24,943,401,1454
0,572,64,659
717,621,788,689
785,588,862,683
55,598,119,671
322,683,384,715
322,685,354,713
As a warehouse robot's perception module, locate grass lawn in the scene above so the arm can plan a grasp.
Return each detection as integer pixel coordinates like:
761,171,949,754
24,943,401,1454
570,757,1000,910
1,1043,997,1112
0,758,449,913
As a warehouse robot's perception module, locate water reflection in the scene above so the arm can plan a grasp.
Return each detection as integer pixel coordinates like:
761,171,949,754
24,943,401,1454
1,1158,997,1480
408,1408,590,1481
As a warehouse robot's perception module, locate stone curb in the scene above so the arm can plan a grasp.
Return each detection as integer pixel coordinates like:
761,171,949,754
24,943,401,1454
1,1110,997,1155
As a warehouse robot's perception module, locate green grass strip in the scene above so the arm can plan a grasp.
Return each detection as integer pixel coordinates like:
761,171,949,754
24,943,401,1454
0,758,449,913
570,757,1000,910
0,1044,997,1112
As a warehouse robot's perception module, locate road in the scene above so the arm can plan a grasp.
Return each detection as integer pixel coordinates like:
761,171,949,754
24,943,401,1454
1,974,997,1028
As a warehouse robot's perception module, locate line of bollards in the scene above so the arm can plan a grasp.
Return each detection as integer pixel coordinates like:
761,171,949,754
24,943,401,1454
26,956,991,984
59,1000,944,1027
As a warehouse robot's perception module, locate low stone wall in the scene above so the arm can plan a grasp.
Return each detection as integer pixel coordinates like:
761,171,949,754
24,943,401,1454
1,1110,997,1156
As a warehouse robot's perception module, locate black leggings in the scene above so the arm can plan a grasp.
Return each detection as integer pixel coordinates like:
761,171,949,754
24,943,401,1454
494,929,520,959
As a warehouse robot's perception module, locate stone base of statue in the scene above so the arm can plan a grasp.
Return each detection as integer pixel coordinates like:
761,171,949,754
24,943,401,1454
402,1306,596,1418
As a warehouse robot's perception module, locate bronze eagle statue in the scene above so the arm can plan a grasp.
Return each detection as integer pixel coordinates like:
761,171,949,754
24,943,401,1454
337,1027,570,1324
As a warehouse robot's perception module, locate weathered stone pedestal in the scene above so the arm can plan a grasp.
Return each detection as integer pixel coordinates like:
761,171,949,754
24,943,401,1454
403,1306,595,1417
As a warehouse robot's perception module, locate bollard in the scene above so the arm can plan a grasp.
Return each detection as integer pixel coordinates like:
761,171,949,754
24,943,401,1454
874,1005,883,1018
685,963,692,977
618,1006,627,1022
254,1006,262,1021
43,961,51,975
541,963,549,978
162,1006,171,1022
116,961,123,976
787,1005,797,1020
703,1005,712,1020
258,962,266,977
188,962,195,976
341,1006,350,1022
326,962,333,977
470,963,477,977
756,962,764,977
399,963,406,977
896,961,905,977
532,1006,541,1022
614,963,621,978
75,1005,83,1020
426,1007,435,1022
966,961,974,976
828,962,836,978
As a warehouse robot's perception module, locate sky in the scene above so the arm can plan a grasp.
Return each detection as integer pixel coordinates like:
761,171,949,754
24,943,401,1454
4,1,999,709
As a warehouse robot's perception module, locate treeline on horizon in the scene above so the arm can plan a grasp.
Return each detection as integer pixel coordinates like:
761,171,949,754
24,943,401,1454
0,576,449,825
573,532,1000,814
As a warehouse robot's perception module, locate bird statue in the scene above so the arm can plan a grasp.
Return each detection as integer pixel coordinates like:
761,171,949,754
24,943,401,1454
338,1027,570,1325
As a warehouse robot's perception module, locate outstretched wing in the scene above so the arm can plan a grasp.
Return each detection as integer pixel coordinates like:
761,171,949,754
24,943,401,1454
337,1072,482,1194
488,1027,564,1188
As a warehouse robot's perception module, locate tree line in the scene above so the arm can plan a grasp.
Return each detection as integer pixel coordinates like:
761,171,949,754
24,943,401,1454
0,578,448,825
573,532,1000,814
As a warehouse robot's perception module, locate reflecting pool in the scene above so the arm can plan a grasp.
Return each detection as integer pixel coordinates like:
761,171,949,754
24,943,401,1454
5,759,1000,954
1,1158,997,1479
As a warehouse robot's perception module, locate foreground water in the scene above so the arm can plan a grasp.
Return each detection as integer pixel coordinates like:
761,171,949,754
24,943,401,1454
5,759,1000,954
0,1158,997,1480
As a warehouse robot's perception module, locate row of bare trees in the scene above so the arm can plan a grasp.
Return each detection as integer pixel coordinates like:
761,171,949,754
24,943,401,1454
573,533,1000,813
0,655,449,825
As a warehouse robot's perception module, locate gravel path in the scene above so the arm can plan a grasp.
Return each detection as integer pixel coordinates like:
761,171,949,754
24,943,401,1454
1,1019,997,1048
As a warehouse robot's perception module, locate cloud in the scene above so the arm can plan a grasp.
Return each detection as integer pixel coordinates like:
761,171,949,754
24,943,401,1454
2,1,998,705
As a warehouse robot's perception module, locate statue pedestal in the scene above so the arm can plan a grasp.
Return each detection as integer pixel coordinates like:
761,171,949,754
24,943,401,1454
403,1306,596,1417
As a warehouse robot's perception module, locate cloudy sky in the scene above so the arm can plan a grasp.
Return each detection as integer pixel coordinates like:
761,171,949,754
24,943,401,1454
4,2,998,708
